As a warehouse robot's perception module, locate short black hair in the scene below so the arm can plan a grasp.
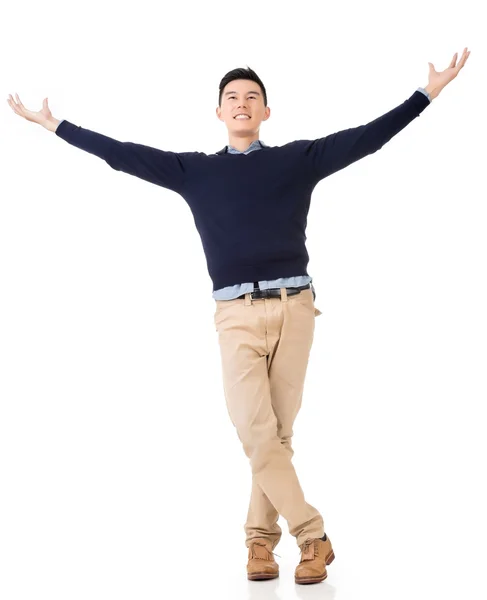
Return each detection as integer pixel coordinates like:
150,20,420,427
218,66,267,107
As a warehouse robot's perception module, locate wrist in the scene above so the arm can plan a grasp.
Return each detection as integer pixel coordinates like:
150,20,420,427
44,117,61,132
424,83,442,101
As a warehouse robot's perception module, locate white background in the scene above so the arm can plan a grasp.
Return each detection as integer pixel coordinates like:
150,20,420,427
1,1,485,599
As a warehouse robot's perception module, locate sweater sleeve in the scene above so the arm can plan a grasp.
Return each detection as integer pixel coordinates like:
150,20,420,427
304,89,431,182
55,120,190,194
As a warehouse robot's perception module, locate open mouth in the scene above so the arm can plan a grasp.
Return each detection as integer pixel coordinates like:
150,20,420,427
234,115,251,120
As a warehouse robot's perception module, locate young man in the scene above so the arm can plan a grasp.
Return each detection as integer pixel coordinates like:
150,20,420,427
7,47,470,585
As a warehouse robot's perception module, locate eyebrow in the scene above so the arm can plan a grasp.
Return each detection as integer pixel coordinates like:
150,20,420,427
224,90,261,96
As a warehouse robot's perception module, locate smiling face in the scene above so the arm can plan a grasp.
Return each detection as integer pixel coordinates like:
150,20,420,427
216,79,270,138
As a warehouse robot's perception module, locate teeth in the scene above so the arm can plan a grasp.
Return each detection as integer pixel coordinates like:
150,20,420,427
235,115,250,119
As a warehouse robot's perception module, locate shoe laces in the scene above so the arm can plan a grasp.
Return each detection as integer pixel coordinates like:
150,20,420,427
249,540,281,559
298,538,317,559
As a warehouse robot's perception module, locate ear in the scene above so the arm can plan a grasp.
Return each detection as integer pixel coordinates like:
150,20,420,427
216,106,222,121
263,106,271,121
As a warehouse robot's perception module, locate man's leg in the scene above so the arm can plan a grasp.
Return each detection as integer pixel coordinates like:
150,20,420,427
266,287,325,544
244,482,282,551
244,288,324,549
214,287,324,549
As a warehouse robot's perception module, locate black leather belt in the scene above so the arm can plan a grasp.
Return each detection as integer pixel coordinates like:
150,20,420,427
237,282,314,300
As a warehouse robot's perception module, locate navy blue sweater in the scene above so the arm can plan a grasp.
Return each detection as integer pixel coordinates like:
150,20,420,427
55,89,430,292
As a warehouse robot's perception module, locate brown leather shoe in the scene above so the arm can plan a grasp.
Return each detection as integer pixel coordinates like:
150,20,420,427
247,538,280,580
295,535,335,584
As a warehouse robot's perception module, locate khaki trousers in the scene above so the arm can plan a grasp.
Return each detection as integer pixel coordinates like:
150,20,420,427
214,286,325,549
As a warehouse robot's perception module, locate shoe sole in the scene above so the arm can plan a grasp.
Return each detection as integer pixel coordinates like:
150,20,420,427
294,549,335,585
248,571,279,580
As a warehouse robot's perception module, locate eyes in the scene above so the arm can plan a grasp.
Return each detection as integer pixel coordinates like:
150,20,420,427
228,96,257,100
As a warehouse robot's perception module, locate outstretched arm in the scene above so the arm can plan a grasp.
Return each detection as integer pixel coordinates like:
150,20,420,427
305,48,471,182
53,119,188,194
6,95,189,194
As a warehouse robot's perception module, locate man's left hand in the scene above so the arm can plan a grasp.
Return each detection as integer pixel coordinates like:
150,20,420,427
425,47,471,100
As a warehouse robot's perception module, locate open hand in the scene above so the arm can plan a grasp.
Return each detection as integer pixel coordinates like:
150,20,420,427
427,47,471,99
6,93,53,126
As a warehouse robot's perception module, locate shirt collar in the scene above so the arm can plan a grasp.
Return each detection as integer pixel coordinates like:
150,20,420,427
216,139,269,155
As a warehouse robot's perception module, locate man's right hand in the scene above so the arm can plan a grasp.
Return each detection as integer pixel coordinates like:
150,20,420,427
7,93,60,132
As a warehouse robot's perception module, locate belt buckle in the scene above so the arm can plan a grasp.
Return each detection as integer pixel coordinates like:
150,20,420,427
250,288,272,300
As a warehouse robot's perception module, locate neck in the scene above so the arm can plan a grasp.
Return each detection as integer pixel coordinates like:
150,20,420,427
227,133,260,153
